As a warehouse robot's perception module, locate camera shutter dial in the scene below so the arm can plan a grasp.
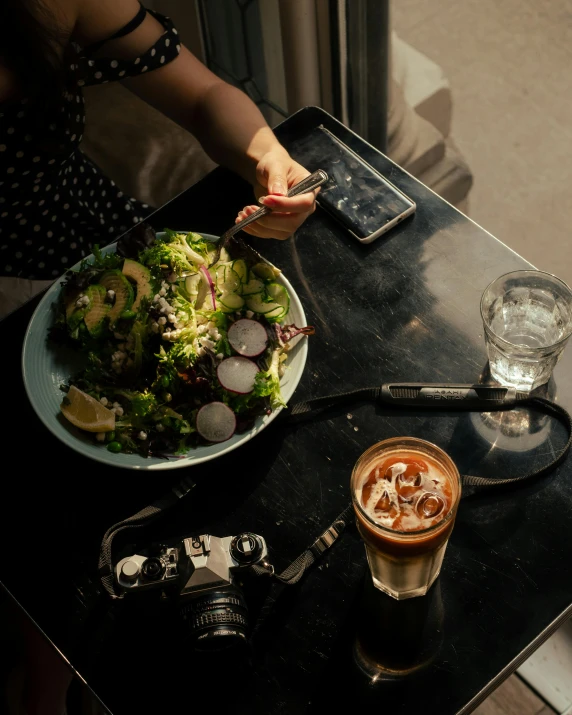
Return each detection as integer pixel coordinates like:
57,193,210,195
230,533,263,564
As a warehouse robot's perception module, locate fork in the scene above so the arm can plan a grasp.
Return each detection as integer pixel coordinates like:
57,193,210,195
209,169,329,267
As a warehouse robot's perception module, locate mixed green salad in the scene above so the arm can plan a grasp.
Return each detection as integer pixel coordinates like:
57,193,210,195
50,224,314,458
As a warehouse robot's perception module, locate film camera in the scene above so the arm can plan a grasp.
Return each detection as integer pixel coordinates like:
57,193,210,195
115,533,273,650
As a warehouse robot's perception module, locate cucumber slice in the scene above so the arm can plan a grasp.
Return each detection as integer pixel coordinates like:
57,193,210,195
219,293,245,312
231,259,248,283
205,244,219,266
246,293,281,315
264,306,285,322
241,278,264,296
266,282,290,317
215,265,226,286
216,266,241,294
252,262,280,280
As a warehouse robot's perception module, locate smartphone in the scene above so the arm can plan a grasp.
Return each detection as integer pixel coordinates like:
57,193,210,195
295,125,416,244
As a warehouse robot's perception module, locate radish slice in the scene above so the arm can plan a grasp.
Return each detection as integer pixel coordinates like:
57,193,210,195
228,319,268,357
199,265,216,310
196,402,236,443
217,356,259,394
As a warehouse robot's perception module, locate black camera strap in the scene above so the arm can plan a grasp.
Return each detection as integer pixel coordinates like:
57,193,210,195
98,383,572,597
259,503,355,585
284,383,572,488
98,475,195,598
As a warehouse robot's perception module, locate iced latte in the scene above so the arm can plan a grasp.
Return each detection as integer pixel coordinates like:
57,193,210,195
351,437,461,600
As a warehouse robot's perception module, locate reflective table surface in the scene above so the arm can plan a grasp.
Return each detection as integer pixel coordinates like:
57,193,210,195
2,107,572,715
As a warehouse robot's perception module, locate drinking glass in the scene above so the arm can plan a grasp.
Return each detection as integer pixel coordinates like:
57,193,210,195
480,270,572,391
351,437,461,600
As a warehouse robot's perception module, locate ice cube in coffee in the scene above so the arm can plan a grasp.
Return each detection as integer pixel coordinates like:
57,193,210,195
351,438,461,600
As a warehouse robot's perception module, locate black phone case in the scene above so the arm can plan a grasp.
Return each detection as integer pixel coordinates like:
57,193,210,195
288,125,416,243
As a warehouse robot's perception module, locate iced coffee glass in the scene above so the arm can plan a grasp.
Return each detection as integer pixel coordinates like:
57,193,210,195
351,437,461,600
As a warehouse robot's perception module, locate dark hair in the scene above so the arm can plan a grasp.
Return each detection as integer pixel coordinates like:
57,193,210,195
0,0,69,103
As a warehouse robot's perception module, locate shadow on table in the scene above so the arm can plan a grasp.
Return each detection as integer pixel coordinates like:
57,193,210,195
307,574,445,712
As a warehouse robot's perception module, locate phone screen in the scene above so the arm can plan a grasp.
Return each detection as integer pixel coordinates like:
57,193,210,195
290,126,415,240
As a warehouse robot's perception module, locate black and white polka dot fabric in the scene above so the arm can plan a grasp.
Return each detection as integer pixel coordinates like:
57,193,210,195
0,6,181,280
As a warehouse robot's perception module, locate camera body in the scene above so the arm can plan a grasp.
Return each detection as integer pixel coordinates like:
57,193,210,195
115,533,272,650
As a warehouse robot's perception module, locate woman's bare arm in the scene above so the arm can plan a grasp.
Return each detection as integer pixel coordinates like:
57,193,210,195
65,0,315,237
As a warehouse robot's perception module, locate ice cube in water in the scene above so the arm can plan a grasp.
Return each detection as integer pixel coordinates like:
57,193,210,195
493,288,564,348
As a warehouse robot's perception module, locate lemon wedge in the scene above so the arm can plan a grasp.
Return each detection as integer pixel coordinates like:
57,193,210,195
60,385,116,432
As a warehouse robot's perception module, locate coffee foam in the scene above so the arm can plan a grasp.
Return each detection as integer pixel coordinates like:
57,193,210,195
356,454,452,532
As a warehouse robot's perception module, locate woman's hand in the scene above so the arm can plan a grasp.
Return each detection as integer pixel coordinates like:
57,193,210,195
236,149,316,240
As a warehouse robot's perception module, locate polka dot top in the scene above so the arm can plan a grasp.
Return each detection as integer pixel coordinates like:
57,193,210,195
0,5,181,280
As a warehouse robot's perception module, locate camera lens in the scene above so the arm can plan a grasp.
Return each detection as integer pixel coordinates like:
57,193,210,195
179,585,249,651
141,557,165,581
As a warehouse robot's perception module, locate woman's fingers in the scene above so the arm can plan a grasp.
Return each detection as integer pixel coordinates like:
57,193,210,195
258,191,316,214
254,212,307,235
241,224,291,240
235,206,293,240
235,192,315,239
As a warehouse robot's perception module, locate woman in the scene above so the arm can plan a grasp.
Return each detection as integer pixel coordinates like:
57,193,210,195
1,1,314,712
0,0,315,319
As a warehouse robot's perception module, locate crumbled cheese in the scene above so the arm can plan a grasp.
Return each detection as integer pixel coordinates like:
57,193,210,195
158,316,167,325
96,432,106,442
151,322,159,333
138,431,147,440
153,294,160,303
106,289,115,299
156,423,165,432
159,288,167,297
216,353,223,361
167,313,176,323
100,396,108,406
246,310,254,319
112,406,124,417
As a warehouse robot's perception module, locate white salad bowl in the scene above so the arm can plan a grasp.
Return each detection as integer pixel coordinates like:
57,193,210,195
22,233,309,470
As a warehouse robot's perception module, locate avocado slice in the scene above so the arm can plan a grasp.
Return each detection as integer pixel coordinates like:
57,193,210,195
83,284,111,336
122,258,153,312
66,295,88,331
64,288,84,323
99,269,134,325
